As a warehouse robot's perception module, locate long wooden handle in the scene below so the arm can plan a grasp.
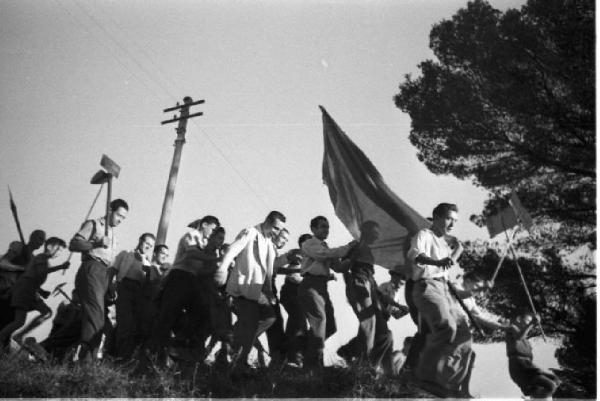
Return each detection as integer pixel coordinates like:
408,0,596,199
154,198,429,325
62,184,104,275
509,245,547,342
490,228,517,286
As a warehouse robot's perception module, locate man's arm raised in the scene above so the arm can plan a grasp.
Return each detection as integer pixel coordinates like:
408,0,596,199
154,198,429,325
302,239,356,260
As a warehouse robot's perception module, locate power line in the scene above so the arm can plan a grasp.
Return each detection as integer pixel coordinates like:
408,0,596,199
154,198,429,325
56,1,272,210
189,120,271,209
69,0,177,102
52,0,165,102
87,1,180,100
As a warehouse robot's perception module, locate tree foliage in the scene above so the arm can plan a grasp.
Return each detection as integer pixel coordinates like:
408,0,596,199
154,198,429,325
394,0,595,225
394,2,596,395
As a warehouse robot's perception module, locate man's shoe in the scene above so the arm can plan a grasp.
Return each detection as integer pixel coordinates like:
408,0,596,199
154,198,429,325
286,360,303,369
22,337,49,362
397,366,415,384
415,379,461,398
336,346,354,364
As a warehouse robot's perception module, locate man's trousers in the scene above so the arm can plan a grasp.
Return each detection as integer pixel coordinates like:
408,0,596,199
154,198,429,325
412,278,472,393
297,275,336,368
231,296,275,365
115,278,157,359
279,280,307,364
339,271,393,372
75,259,109,351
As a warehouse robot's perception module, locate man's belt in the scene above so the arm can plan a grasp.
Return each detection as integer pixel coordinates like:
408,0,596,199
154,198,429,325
120,277,143,286
81,254,109,267
302,273,329,279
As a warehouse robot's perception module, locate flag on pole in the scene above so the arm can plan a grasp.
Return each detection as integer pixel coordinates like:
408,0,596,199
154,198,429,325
320,106,429,270
509,192,533,231
485,192,534,238
486,206,519,239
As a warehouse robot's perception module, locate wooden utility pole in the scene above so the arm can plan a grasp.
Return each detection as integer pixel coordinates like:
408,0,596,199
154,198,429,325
156,96,204,245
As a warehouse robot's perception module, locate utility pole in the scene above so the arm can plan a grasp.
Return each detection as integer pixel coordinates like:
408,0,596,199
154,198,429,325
156,96,204,246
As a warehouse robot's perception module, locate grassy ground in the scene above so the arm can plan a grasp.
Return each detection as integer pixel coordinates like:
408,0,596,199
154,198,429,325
0,353,432,398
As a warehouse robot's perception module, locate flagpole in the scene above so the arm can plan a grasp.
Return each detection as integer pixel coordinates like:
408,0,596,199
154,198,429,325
506,236,547,342
62,183,104,275
8,186,26,245
489,227,518,287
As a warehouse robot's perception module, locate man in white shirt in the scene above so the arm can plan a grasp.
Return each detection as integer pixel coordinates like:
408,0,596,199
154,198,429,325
297,215,356,371
407,202,472,397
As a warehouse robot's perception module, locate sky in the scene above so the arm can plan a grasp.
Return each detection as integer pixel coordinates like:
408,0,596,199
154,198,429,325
1,0,560,398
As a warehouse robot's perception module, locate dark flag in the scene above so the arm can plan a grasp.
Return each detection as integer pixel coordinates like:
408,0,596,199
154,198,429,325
320,106,429,271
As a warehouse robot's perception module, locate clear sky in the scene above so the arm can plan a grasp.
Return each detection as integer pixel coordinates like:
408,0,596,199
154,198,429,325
2,0,553,397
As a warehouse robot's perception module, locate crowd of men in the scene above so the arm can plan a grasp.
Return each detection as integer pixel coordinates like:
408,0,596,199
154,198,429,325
0,200,560,398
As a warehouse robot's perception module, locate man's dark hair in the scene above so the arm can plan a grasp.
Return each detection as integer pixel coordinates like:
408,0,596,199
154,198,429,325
211,226,226,236
139,232,156,243
432,203,458,219
201,215,220,227
389,268,405,278
266,211,286,224
110,198,129,212
360,220,379,233
310,216,328,230
154,244,168,254
45,237,67,248
29,230,46,242
298,233,312,247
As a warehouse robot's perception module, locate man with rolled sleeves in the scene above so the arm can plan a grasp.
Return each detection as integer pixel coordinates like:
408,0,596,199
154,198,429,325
70,198,128,362
108,232,155,360
407,202,472,397
297,216,356,371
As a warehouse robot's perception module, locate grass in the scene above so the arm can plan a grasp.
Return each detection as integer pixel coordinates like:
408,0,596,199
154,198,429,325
0,352,431,398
